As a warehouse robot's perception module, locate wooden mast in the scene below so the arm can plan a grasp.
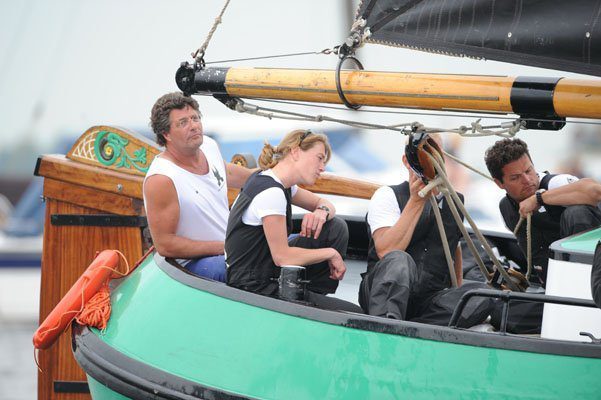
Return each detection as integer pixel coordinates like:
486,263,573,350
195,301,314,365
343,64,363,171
176,65,601,121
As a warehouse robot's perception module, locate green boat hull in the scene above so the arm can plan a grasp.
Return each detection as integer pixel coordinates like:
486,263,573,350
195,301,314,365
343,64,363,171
72,252,601,399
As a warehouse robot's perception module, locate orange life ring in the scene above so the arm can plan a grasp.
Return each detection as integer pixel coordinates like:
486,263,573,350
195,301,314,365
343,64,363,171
33,250,119,350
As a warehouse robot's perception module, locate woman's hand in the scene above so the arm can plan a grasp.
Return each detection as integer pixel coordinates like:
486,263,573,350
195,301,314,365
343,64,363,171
300,209,328,239
327,251,346,280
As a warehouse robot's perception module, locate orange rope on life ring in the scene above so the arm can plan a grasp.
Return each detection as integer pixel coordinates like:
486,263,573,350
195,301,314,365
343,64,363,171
33,250,120,350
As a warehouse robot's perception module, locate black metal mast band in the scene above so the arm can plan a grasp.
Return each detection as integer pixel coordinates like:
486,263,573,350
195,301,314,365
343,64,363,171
510,76,565,130
175,63,229,96
336,55,364,110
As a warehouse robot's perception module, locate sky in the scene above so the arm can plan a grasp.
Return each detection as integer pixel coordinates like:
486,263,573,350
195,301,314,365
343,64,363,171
0,1,349,147
1,0,599,183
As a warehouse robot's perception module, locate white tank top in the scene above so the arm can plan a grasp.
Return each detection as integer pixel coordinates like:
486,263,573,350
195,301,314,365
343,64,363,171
143,136,229,243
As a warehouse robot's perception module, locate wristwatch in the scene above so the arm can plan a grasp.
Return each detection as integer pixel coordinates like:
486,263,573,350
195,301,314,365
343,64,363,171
535,189,546,207
316,205,330,219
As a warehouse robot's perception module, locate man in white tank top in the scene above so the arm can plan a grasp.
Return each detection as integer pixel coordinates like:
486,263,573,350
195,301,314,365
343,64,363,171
144,92,253,281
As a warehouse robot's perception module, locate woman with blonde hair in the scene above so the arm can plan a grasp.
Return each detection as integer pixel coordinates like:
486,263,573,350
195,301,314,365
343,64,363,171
225,129,362,312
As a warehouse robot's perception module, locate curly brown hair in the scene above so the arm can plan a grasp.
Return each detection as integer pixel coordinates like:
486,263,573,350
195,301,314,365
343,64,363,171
484,138,532,182
150,92,200,146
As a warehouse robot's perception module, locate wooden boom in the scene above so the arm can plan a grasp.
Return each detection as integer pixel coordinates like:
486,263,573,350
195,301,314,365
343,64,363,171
176,65,601,122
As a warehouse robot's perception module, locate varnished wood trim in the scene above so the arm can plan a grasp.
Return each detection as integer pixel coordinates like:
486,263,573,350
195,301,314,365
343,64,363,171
37,155,144,200
44,178,144,216
299,173,380,199
38,199,144,400
228,173,381,206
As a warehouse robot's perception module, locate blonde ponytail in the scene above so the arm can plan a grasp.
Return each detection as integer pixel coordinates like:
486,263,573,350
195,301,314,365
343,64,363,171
258,141,279,170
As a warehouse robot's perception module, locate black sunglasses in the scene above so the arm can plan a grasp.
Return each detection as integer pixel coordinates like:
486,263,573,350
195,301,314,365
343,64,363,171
299,130,312,145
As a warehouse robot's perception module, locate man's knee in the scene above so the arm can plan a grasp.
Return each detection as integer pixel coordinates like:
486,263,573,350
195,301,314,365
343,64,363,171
375,251,417,283
561,205,601,236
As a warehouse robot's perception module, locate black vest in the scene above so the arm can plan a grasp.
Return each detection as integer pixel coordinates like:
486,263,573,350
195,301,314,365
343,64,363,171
225,172,292,295
499,173,565,271
366,182,464,293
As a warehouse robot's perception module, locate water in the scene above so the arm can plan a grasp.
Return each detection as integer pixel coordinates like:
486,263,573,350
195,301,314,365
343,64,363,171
0,321,37,399
0,268,39,400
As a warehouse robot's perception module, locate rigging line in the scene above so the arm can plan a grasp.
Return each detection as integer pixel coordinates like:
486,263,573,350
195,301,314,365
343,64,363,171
234,100,409,132
233,99,518,137
192,0,231,61
248,97,601,127
244,98,520,137
205,50,331,65
253,97,505,122
443,150,493,181
252,98,514,120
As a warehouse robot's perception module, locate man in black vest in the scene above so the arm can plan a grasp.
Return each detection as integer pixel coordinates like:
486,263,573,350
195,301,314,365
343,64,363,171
485,138,601,284
359,142,494,327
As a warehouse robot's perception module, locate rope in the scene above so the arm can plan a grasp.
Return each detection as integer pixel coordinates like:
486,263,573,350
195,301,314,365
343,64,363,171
513,217,524,235
253,98,601,129
512,213,533,280
205,49,334,65
440,186,494,281
425,152,523,291
443,150,493,181
429,194,459,288
191,0,231,64
75,251,132,330
526,213,532,280
229,97,524,137
34,250,133,372
417,155,493,284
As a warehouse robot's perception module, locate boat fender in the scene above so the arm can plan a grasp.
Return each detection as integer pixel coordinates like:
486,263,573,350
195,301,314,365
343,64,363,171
33,250,120,350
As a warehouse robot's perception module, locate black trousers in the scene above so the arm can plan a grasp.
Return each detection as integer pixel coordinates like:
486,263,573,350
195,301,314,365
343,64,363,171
288,216,349,295
560,204,601,237
359,251,495,328
286,217,361,313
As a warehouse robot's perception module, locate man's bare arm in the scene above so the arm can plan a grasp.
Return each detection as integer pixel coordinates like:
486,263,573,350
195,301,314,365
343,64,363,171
373,172,427,259
144,174,224,258
520,178,601,216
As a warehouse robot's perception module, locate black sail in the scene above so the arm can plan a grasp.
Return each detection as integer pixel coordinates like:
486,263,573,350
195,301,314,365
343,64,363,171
357,0,601,77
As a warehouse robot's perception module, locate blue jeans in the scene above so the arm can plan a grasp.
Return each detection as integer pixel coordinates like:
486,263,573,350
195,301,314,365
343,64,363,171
186,255,226,282
184,236,298,283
